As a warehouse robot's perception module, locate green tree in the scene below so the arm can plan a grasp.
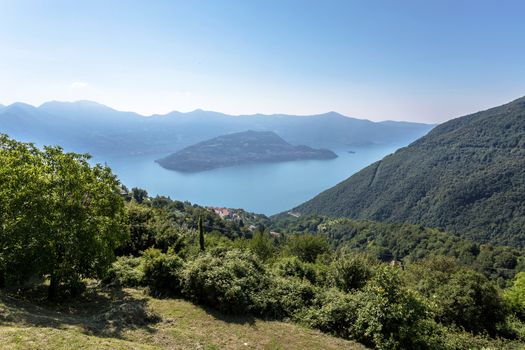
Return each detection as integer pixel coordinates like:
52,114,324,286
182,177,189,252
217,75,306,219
118,202,156,255
248,231,275,261
198,215,205,251
407,256,506,334
131,187,148,204
284,234,330,263
0,136,49,286
43,146,128,299
0,135,128,299
504,272,525,318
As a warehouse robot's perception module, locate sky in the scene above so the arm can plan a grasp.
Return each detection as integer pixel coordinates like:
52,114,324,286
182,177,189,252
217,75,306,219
1,0,525,123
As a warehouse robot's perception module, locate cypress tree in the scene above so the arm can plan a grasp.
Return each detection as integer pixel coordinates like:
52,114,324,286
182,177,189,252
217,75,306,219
198,215,205,251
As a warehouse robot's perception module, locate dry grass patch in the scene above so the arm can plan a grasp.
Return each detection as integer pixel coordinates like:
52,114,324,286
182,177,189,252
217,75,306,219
0,286,366,350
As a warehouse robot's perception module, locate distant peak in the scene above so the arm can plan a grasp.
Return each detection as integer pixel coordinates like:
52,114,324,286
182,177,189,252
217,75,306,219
4,102,37,112
9,102,34,108
316,111,347,118
185,108,212,115
75,100,108,107
39,100,110,109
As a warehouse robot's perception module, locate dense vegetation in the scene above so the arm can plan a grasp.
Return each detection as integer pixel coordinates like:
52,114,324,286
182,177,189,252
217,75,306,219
2,134,525,349
104,196,525,349
270,215,525,286
0,135,127,299
156,130,337,172
293,96,525,246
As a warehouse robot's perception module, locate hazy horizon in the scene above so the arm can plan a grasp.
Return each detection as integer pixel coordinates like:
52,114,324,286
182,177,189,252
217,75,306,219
2,0,525,123
0,98,440,124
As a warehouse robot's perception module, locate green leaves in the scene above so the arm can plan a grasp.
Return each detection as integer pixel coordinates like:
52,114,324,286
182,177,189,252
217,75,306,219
0,134,128,297
504,272,525,318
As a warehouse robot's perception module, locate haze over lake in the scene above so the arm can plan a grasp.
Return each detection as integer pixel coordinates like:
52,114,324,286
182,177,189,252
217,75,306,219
92,144,401,215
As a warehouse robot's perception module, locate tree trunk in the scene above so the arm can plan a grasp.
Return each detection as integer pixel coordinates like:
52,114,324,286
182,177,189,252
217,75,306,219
48,273,59,301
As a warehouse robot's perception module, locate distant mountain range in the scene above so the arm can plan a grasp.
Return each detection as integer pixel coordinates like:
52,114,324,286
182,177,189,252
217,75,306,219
292,96,525,246
0,101,434,157
156,130,337,172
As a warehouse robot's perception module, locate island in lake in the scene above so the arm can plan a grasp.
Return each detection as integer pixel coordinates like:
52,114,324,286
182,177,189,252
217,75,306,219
156,130,338,172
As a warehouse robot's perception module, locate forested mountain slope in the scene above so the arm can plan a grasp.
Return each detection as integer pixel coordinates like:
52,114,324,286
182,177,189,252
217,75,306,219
293,96,525,246
156,130,337,172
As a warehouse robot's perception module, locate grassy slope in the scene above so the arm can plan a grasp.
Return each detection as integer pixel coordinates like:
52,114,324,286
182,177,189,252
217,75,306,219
0,286,366,350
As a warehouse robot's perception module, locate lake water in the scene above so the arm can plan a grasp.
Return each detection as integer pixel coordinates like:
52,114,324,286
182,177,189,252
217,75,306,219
93,144,403,215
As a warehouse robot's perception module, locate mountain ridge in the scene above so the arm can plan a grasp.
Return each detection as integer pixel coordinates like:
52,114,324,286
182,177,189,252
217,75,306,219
0,100,434,156
1,99,430,123
291,96,525,246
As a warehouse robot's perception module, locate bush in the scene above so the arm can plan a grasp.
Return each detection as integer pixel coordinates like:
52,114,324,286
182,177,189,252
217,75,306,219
272,257,319,284
104,256,144,287
504,272,525,319
142,248,184,296
329,252,375,292
284,234,331,263
256,276,317,319
434,270,505,335
248,231,275,261
120,203,156,256
182,249,268,313
301,288,359,339
406,256,506,335
434,324,518,350
352,266,433,349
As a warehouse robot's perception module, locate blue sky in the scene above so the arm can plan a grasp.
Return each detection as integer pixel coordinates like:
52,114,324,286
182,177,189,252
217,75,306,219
1,0,525,122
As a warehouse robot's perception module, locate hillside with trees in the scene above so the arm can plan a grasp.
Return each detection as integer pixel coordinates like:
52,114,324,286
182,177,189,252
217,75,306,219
292,96,525,246
1,134,525,349
156,130,337,172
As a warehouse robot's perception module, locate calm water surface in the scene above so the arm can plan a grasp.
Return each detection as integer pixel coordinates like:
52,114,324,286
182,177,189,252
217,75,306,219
93,144,401,215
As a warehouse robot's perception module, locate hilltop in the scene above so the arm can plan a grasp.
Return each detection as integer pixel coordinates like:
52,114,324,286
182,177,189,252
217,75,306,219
156,130,337,172
292,96,525,246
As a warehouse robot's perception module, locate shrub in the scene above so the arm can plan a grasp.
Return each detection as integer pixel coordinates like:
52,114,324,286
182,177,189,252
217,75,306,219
120,203,156,256
256,276,317,319
182,249,268,313
434,324,516,350
301,288,359,339
104,255,144,287
142,248,184,296
406,256,506,335
329,252,375,292
284,234,331,263
150,215,186,253
248,231,275,261
272,257,319,284
504,272,525,319
433,269,506,335
352,266,433,350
